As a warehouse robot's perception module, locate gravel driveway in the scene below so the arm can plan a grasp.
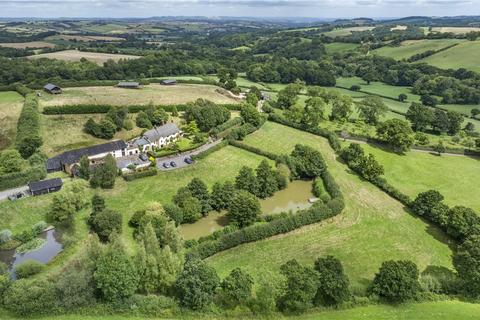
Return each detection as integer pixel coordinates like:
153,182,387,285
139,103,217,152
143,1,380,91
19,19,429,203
157,139,223,171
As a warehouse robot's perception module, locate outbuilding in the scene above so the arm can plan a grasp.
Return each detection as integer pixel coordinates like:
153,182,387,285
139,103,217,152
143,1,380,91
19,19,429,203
160,79,177,86
28,178,63,196
44,83,62,94
117,81,141,89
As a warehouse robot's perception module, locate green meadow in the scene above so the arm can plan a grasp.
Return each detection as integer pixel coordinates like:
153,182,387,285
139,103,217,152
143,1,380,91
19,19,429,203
420,40,480,73
373,39,464,60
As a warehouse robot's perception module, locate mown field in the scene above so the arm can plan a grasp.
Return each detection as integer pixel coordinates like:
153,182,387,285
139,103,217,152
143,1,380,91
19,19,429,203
0,41,55,49
38,84,239,108
207,122,453,293
2,300,480,320
28,49,140,65
323,26,375,37
359,143,480,212
373,39,464,60
0,91,24,150
420,40,480,73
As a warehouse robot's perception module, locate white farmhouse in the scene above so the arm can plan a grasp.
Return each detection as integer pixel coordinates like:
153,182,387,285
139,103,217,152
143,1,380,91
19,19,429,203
129,123,182,154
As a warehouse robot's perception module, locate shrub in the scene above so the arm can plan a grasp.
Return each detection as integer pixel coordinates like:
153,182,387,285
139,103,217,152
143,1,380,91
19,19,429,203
15,260,45,279
371,260,420,302
123,167,157,181
3,279,56,316
0,229,13,244
0,165,46,191
15,94,42,159
91,209,122,242
31,221,47,235
129,294,178,317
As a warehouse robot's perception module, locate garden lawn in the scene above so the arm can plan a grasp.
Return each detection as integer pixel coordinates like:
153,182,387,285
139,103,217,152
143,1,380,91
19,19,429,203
359,143,480,212
420,40,480,73
373,39,464,60
207,121,453,293
0,91,24,150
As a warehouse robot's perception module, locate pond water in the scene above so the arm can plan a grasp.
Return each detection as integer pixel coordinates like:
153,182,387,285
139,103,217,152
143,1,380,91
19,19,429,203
0,229,63,278
180,180,313,240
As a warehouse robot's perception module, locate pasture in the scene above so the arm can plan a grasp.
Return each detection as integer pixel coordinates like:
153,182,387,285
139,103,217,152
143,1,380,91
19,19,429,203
431,26,480,34
28,49,140,65
45,35,125,42
325,42,358,54
323,26,375,37
38,84,239,108
373,39,463,60
208,122,453,292
0,91,24,150
0,41,55,49
420,41,480,73
359,143,480,212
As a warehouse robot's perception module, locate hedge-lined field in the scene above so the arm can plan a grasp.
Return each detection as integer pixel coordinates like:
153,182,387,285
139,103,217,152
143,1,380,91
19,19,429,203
420,40,480,73
0,91,24,150
38,84,239,108
359,143,480,212
373,39,464,60
207,122,453,292
28,49,140,65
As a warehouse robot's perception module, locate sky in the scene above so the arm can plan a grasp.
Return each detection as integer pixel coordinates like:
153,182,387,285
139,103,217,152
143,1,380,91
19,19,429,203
0,0,479,18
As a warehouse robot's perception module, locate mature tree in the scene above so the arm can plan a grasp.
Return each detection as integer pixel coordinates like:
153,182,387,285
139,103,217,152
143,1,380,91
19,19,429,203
91,209,122,242
88,194,106,227
90,154,117,189
177,194,202,223
290,144,326,178
235,166,259,194
301,97,325,128
434,141,446,156
411,190,444,218
246,92,259,106
278,259,318,313
136,111,152,129
16,135,43,159
371,260,420,302
330,95,353,121
314,256,350,306
49,182,88,223
0,149,24,174
187,178,211,215
227,190,261,228
150,109,169,126
446,111,464,135
421,95,438,107
164,203,184,226
357,96,388,125
182,120,200,137
432,109,450,133
398,93,408,102
211,181,236,211
218,68,237,90
405,102,434,132
175,259,220,310
249,86,262,100
77,155,90,180
240,104,263,127
465,122,475,133
220,268,254,308
340,143,365,163
255,160,279,198
363,71,376,85
446,206,480,241
94,240,139,302
376,119,414,153
471,108,480,118
98,119,117,139
453,235,480,297
184,99,230,132
276,83,303,109
285,104,304,124
354,154,384,181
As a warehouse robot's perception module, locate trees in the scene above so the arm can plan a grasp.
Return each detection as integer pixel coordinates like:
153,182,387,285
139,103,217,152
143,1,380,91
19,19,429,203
220,268,253,308
227,190,261,228
235,166,259,195
446,206,480,241
175,259,220,310
290,144,326,179
184,99,230,132
420,94,438,107
330,95,353,122
314,256,350,306
49,181,88,223
340,143,364,163
94,240,139,302
90,154,117,189
353,154,384,181
434,141,446,156
398,93,408,102
16,135,42,159
150,108,169,126
0,149,24,175
211,181,236,211
77,155,90,180
357,96,388,125
276,83,302,109
91,209,122,242
432,109,450,133
255,159,279,199
173,188,202,223
411,190,444,218
446,111,464,135
136,111,152,129
376,119,414,153
301,97,325,128
453,235,480,297
405,102,434,132
240,104,263,127
278,259,318,313
371,260,420,302
186,178,211,215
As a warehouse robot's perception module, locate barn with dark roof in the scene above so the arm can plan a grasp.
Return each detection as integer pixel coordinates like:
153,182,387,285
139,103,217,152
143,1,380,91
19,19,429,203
44,83,62,94
29,178,63,196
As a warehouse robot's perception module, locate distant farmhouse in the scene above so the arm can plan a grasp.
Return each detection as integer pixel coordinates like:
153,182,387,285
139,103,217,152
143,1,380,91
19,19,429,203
160,79,177,86
129,123,181,153
46,140,127,174
29,178,63,196
44,83,62,94
117,81,141,89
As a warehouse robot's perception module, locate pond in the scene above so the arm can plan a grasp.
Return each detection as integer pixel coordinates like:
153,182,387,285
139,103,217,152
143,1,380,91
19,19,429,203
0,229,64,278
180,180,313,240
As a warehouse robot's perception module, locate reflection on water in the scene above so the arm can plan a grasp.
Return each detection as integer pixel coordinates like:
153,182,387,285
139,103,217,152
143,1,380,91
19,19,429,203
180,180,313,240
0,229,63,278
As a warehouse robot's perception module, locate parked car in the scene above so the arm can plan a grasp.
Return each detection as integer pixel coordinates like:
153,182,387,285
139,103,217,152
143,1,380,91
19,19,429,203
139,153,148,161
184,157,193,164
8,192,25,201
163,162,170,168
170,161,177,167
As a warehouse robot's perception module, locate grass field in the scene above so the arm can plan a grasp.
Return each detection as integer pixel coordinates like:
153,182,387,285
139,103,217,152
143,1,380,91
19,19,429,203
207,122,453,292
2,300,480,319
38,84,239,108
325,42,359,54
0,41,55,49
28,49,140,65
323,26,374,37
0,91,24,150
359,143,480,212
420,41,480,73
431,26,480,34
373,39,464,60
45,35,125,42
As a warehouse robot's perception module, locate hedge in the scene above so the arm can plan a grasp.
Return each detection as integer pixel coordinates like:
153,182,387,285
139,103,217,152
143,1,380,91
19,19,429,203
42,103,241,115
210,117,243,136
15,94,43,158
123,167,158,181
191,140,229,160
228,140,282,162
0,166,46,191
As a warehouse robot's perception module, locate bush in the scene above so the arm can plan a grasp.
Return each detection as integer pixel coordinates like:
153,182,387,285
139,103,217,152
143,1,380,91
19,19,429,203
123,167,157,181
0,165,46,191
15,260,45,279
3,279,56,316
0,229,13,244
129,294,178,317
15,94,42,159
31,221,47,235
371,260,420,302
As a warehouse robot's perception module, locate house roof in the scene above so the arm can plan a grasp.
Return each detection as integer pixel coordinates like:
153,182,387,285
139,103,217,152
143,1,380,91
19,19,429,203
143,123,180,141
46,140,127,171
28,178,63,192
44,83,60,91
118,81,140,87
161,79,177,84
